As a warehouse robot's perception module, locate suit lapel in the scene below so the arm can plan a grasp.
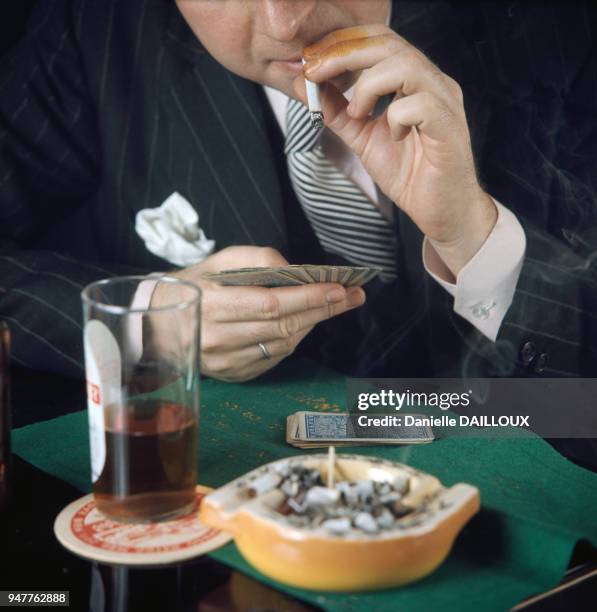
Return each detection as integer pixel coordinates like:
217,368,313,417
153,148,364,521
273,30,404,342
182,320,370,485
159,4,289,252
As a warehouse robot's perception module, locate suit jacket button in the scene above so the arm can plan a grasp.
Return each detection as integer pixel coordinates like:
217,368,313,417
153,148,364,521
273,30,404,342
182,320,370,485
534,353,548,374
520,341,537,365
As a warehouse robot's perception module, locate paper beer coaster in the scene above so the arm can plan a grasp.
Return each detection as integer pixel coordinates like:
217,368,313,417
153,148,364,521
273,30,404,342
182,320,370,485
54,485,231,566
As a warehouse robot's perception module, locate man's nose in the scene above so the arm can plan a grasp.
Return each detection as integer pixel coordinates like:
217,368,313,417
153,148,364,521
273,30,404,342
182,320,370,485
260,0,317,42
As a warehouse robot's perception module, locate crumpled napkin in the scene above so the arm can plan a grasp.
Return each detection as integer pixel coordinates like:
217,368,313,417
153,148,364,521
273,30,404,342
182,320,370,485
135,192,215,267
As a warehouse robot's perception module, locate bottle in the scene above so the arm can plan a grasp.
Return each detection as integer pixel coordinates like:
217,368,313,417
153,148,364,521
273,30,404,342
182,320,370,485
0,322,10,512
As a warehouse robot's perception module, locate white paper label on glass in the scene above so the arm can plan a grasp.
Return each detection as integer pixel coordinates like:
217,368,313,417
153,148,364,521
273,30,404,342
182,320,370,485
84,320,122,483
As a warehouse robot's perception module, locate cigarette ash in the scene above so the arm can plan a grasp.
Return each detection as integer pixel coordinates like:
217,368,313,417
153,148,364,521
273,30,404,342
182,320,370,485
310,112,324,131
243,463,435,536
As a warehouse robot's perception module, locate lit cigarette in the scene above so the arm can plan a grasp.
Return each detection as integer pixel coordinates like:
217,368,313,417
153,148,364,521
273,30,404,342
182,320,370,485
302,58,324,130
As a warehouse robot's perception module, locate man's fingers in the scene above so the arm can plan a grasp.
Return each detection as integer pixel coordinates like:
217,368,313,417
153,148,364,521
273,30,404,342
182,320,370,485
303,34,402,83
255,325,312,359
386,92,462,144
202,351,285,383
348,53,458,120
310,81,373,155
303,25,391,59
203,287,366,350
269,283,366,319
202,327,313,382
202,285,277,322
206,282,365,323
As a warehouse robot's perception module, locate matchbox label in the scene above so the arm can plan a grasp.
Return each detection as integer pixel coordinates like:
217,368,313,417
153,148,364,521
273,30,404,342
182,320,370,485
87,381,101,405
83,320,122,482
70,493,220,554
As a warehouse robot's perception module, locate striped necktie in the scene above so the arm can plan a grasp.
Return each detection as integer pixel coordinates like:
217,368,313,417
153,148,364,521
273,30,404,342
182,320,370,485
285,98,397,281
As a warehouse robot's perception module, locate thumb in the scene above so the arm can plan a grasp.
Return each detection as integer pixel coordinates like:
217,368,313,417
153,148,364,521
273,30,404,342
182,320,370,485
213,245,288,268
255,246,289,267
195,245,286,273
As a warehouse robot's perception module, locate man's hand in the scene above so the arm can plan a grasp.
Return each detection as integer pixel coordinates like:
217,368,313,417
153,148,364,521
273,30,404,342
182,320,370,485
295,25,497,278
153,246,365,382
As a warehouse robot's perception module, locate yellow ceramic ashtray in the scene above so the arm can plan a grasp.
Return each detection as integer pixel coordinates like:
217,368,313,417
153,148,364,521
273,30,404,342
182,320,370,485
200,454,479,592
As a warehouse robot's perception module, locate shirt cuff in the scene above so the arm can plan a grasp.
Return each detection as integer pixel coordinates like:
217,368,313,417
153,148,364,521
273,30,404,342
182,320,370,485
422,199,526,341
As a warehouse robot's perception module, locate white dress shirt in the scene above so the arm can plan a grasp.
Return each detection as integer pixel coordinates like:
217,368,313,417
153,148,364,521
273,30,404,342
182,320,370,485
265,85,526,341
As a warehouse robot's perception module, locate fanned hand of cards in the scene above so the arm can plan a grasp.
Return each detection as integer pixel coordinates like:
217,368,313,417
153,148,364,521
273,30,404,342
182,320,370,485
205,265,380,287
286,411,434,448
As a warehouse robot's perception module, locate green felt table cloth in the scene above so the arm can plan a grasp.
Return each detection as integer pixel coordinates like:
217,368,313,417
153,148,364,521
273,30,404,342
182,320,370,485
12,359,597,612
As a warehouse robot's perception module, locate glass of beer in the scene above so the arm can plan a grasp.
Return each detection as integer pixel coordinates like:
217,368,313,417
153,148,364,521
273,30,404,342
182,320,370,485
81,276,201,523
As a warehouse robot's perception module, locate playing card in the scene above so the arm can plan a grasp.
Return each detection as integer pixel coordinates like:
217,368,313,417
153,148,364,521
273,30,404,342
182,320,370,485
286,411,434,447
344,268,371,287
206,266,380,287
304,266,327,283
298,412,348,440
204,268,304,287
284,265,315,283
286,414,358,448
338,268,354,285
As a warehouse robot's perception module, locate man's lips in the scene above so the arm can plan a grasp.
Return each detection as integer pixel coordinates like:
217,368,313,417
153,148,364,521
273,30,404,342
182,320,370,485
267,25,348,65
271,54,303,63
270,57,304,75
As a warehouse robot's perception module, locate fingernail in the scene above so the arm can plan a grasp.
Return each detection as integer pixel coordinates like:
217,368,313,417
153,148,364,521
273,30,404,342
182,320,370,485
347,288,365,307
346,99,356,116
326,288,346,304
303,58,321,75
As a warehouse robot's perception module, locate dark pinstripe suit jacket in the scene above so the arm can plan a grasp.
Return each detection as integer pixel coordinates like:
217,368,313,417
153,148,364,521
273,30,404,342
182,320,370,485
1,0,596,382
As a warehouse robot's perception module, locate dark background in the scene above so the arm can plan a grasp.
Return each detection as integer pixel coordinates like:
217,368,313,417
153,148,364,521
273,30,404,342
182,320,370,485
0,0,37,56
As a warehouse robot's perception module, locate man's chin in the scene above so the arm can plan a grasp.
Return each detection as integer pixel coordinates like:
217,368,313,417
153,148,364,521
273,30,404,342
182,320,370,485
266,63,304,96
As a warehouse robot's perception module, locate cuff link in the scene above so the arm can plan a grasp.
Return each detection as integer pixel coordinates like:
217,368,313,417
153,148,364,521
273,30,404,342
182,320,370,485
471,300,497,321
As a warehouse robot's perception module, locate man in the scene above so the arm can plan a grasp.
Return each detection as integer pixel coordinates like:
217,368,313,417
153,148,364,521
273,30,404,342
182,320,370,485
0,0,595,385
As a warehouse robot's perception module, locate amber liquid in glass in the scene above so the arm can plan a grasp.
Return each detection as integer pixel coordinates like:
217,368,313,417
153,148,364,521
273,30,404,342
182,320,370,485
93,398,197,522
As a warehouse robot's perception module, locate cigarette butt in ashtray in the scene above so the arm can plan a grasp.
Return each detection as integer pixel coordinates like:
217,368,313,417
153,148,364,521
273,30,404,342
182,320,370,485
303,58,324,130
248,472,281,498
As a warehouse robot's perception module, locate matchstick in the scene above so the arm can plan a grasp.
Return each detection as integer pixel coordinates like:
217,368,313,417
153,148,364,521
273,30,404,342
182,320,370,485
327,445,336,489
